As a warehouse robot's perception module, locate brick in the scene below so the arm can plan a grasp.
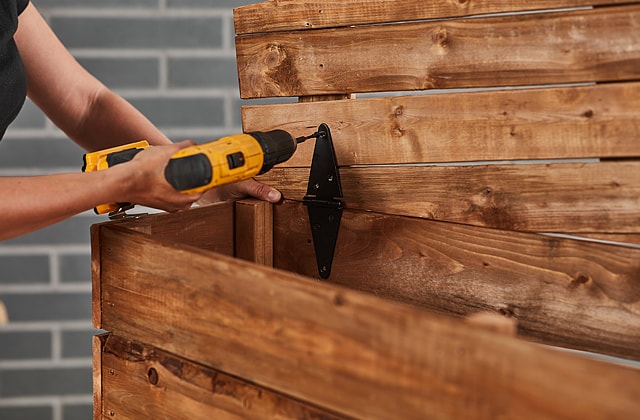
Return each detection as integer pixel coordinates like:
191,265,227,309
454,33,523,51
1,215,99,246
0,255,50,285
0,138,84,169
128,97,225,128
168,57,238,89
62,329,95,358
7,100,47,129
77,57,160,89
168,0,258,8
59,254,91,284
63,404,93,420
0,406,52,420
50,17,223,49
1,292,91,322
0,331,52,360
0,367,91,397
35,0,159,8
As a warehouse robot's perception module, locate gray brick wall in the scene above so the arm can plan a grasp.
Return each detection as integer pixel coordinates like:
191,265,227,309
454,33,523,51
0,1,259,419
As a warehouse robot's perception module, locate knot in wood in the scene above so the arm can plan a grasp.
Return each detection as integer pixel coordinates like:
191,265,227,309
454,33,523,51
265,44,284,68
431,28,450,50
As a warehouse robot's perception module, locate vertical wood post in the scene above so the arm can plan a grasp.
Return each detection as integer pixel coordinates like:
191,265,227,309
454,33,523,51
235,199,274,266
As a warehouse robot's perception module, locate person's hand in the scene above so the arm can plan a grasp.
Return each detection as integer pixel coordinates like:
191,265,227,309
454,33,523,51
121,140,203,212
196,178,282,206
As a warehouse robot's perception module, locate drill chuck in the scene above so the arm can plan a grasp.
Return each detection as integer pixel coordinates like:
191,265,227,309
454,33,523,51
250,130,299,175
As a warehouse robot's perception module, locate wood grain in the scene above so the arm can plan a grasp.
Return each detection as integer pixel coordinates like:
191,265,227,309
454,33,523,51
236,6,640,98
258,160,640,233
242,82,640,166
91,204,234,329
235,199,273,265
271,200,640,359
93,334,107,420
99,333,343,420
96,223,640,418
234,0,635,34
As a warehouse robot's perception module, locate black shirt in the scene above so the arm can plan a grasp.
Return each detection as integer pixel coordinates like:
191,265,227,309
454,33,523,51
0,0,30,140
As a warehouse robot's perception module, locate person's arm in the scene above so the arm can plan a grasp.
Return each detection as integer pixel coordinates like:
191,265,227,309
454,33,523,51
15,3,282,202
0,140,200,240
15,3,170,150
1,4,280,240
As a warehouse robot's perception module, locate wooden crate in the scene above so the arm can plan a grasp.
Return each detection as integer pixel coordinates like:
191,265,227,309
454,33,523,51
93,1,640,418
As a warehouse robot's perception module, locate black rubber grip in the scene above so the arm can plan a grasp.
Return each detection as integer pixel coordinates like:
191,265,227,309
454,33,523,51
105,148,144,167
164,154,212,191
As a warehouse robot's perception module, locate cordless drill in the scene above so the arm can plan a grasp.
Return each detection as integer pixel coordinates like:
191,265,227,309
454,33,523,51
82,130,311,216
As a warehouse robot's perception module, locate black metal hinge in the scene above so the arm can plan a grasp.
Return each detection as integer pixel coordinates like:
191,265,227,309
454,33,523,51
303,123,344,279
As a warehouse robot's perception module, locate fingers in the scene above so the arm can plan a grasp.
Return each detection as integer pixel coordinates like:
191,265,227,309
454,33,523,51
235,179,282,203
174,139,197,149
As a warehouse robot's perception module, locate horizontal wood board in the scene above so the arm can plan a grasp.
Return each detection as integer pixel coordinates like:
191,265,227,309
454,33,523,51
272,200,640,360
259,160,640,233
242,82,640,165
96,222,640,419
236,5,640,98
91,203,234,329
98,333,343,419
234,0,636,34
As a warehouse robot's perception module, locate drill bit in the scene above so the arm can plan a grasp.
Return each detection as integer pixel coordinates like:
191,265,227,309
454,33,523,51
296,132,319,144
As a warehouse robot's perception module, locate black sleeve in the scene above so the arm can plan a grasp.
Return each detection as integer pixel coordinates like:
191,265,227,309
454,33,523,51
17,0,29,15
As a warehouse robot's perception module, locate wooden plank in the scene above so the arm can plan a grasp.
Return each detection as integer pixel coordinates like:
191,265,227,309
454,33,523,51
100,333,344,419
260,161,640,234
93,334,107,420
234,199,273,265
144,203,235,255
91,204,234,330
236,6,640,98
272,200,640,360
97,223,640,418
91,224,103,330
234,0,635,34
242,82,640,165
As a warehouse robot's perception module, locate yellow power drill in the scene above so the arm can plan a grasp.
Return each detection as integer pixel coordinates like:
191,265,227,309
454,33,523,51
82,130,311,216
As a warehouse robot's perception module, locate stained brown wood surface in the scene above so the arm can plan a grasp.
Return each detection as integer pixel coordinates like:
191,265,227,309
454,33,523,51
234,199,273,265
93,334,106,420
242,82,640,166
98,333,343,420
91,204,234,329
95,221,640,419
234,0,636,34
271,201,640,360
259,161,640,234
236,6,640,98
137,203,235,254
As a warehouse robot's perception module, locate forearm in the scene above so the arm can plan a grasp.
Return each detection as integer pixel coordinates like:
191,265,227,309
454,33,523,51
0,170,130,240
0,141,202,241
